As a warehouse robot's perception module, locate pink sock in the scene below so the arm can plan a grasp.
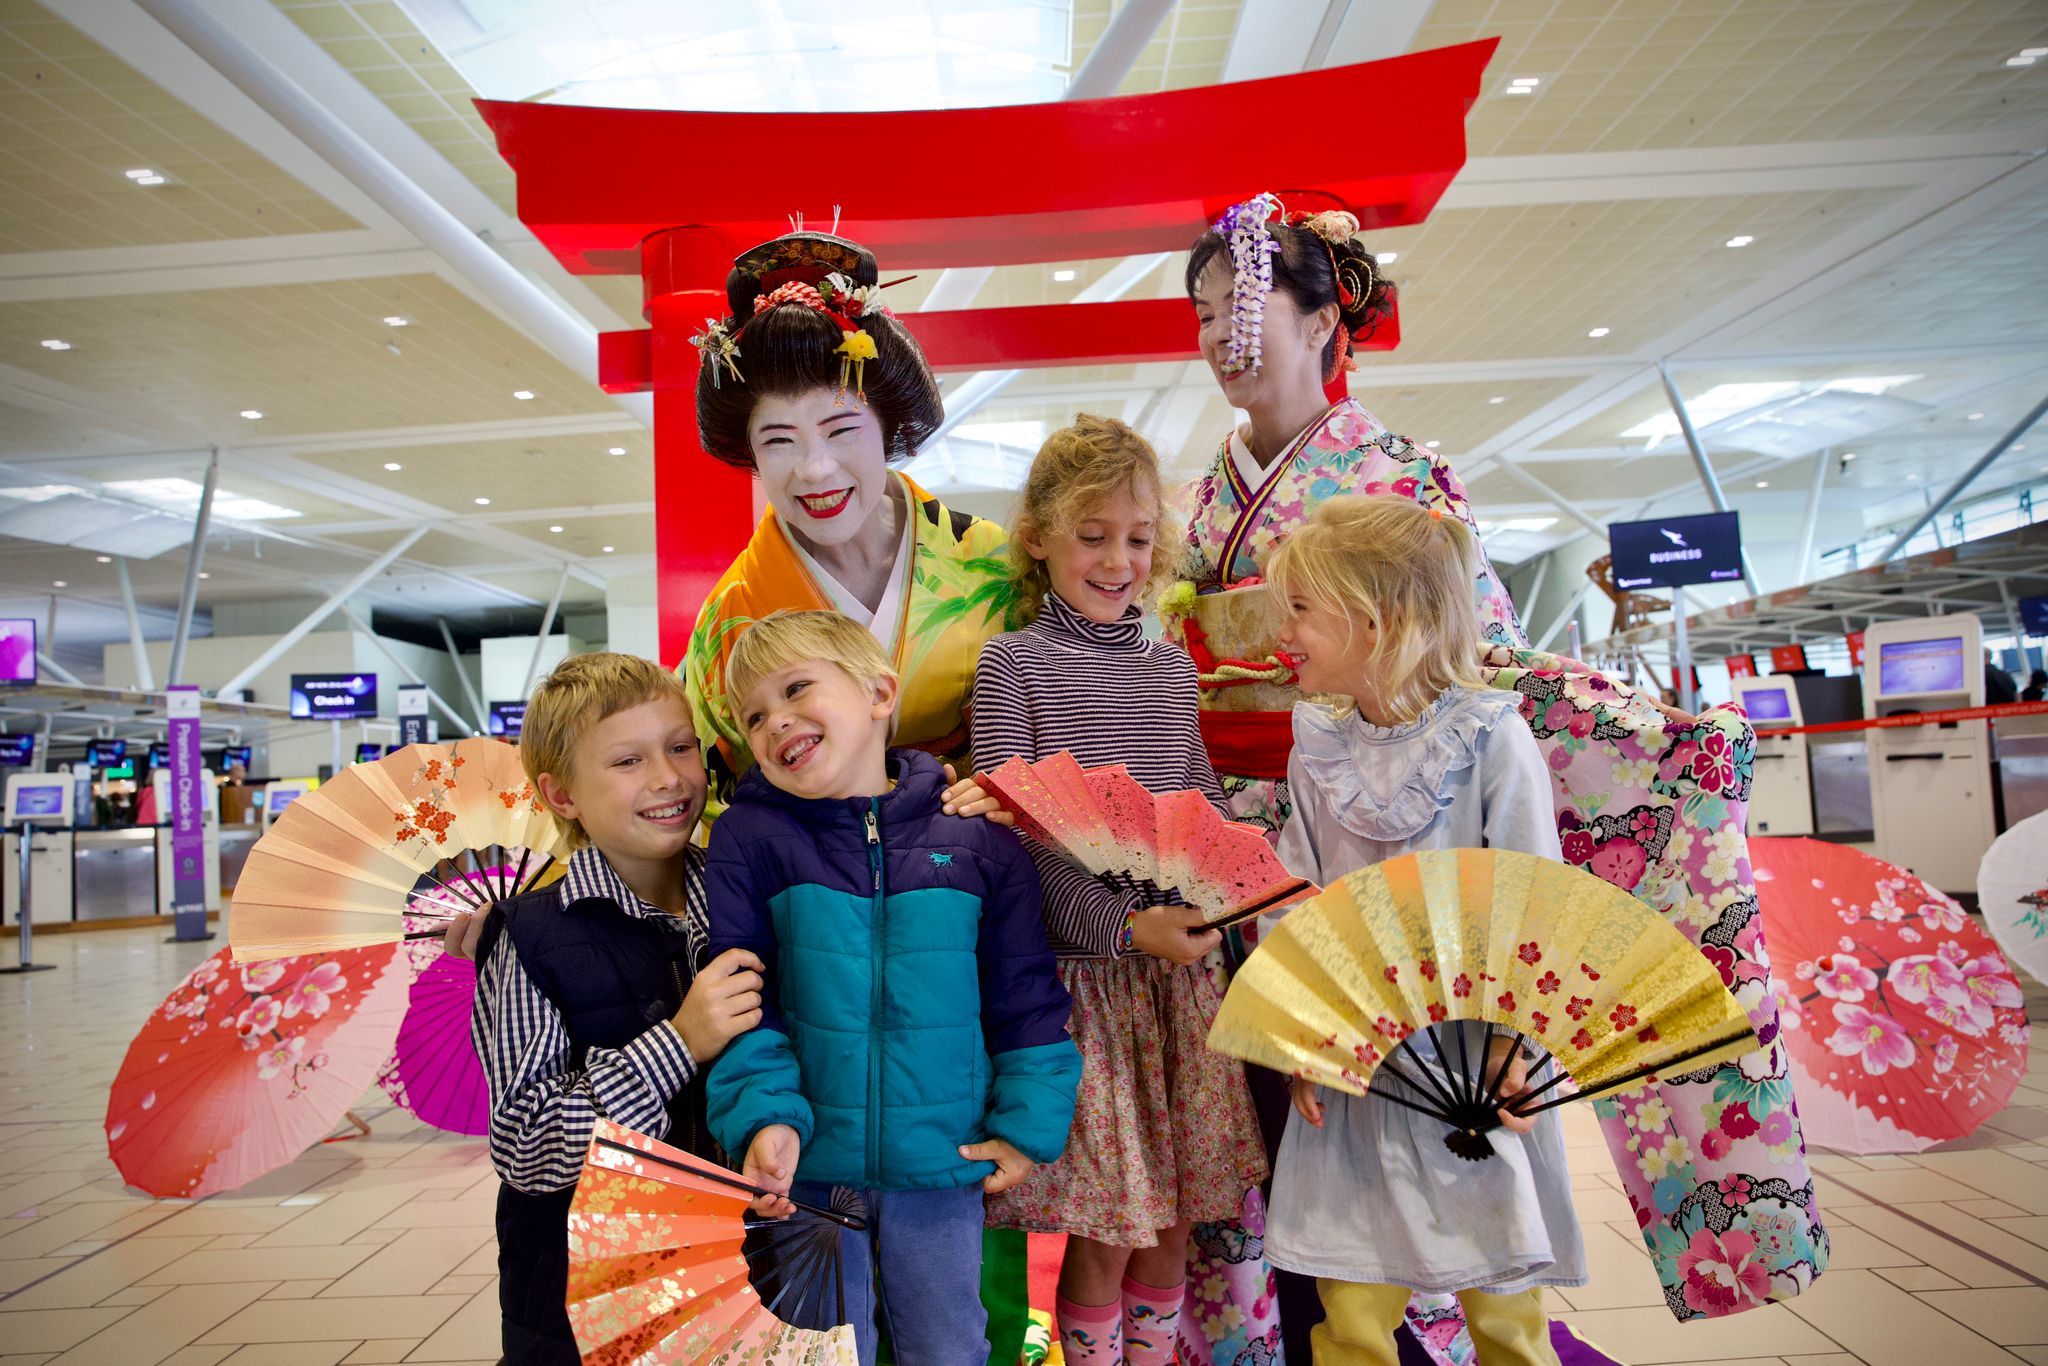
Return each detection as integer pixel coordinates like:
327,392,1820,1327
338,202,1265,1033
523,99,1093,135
1057,1294,1123,1363
1120,1275,1185,1366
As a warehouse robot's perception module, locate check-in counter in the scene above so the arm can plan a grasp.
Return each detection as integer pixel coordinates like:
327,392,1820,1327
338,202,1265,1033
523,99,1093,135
220,825,260,894
72,828,160,921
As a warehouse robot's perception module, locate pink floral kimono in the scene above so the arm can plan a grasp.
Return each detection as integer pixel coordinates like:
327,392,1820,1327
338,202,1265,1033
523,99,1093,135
1171,399,1829,1364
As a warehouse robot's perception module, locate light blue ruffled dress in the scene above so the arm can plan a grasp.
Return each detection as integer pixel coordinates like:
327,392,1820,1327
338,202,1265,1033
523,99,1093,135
1264,686,1589,1295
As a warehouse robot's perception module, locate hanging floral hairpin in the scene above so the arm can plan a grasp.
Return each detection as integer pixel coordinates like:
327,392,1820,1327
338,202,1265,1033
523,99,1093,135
1216,192,1283,376
690,317,743,388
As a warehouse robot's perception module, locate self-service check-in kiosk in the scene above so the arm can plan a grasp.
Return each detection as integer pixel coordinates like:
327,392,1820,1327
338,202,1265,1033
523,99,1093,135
1735,676,1813,836
1862,614,1995,894
260,780,311,830
4,773,76,925
151,768,221,916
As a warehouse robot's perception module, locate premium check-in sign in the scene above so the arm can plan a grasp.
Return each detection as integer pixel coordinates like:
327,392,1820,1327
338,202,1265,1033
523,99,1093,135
168,686,209,941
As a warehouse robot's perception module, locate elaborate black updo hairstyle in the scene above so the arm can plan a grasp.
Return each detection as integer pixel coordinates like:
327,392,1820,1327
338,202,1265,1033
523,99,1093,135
695,231,943,470
1184,207,1396,382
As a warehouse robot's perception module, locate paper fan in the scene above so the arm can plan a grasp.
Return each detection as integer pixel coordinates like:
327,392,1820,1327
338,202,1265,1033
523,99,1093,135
1207,847,1757,1160
569,1119,861,1364
231,740,572,962
976,753,1315,926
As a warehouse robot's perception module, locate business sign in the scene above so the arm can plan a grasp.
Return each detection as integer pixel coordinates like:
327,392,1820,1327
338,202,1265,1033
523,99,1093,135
85,739,128,769
0,734,34,767
214,745,252,775
2021,594,2048,635
1725,654,1756,679
1609,511,1744,591
488,700,528,739
167,686,210,942
397,685,430,746
1769,644,1808,673
1846,630,1866,668
289,673,379,721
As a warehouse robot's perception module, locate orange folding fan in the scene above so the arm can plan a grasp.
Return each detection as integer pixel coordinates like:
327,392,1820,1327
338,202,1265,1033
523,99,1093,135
976,752,1316,927
568,1120,861,1364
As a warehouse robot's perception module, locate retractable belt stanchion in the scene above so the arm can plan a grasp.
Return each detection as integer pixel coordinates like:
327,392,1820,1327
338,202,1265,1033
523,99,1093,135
2,820,55,976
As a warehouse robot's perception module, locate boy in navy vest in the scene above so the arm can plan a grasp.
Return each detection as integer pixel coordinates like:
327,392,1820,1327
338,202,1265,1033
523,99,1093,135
471,652,766,1365
704,610,1082,1366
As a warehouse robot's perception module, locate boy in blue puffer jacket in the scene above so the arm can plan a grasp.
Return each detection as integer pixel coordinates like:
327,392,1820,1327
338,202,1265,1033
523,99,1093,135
704,609,1082,1365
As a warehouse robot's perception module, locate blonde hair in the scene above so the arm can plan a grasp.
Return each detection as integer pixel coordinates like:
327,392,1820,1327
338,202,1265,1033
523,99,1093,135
726,609,900,739
1008,413,1179,624
1264,496,1484,724
521,651,693,848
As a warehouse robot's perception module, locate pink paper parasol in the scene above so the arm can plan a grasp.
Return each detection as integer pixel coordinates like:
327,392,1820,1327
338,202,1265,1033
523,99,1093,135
107,943,410,1197
1752,837,2029,1153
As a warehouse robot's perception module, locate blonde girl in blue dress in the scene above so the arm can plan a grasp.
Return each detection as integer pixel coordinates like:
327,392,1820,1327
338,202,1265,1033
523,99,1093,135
1261,496,1586,1366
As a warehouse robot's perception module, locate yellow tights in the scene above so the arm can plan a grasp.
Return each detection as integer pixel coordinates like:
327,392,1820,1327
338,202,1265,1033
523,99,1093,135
1311,1280,1559,1366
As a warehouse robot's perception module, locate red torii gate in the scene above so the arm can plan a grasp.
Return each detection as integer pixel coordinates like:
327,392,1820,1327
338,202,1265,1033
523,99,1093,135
479,38,1496,661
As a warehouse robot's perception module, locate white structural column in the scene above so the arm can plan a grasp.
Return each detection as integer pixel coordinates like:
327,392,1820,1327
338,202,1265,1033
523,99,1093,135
166,448,220,688
523,567,572,699
438,618,493,735
216,526,430,699
1795,452,1830,585
1877,389,2048,565
339,607,474,738
114,558,156,693
1654,360,1760,595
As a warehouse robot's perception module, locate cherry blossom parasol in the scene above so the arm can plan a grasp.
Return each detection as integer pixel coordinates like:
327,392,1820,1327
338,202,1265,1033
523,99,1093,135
1751,837,2028,1153
106,943,411,1197
1978,811,2048,988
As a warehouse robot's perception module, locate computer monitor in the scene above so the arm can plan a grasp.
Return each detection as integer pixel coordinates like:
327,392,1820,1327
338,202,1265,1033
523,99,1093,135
146,743,170,769
85,739,128,769
0,619,35,687
354,743,385,764
2021,594,2048,636
267,787,300,814
1743,686,1794,723
487,701,527,739
0,735,33,767
1877,635,1966,696
215,745,252,774
7,779,68,821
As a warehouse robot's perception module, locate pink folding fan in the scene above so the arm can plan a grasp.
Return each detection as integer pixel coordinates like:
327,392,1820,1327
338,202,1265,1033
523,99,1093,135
976,754,1317,927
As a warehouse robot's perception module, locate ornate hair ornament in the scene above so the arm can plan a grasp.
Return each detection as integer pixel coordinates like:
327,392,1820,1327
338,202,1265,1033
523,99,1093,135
1293,208,1374,376
1215,192,1284,376
747,280,877,407
690,317,743,388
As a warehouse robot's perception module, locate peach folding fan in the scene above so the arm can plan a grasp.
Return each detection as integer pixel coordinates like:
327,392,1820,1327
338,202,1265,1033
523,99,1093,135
975,751,1316,927
1207,847,1758,1161
230,739,572,963
569,1119,861,1364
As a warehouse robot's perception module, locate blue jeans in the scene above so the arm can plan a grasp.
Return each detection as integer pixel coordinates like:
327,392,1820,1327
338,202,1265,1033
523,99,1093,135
787,1182,988,1366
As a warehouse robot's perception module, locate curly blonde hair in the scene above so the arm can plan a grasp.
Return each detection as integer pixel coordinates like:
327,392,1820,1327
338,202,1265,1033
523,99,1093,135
1264,496,1483,724
1007,414,1180,624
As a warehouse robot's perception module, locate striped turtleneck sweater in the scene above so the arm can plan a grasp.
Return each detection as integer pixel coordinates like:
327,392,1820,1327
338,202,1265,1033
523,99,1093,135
970,591,1227,958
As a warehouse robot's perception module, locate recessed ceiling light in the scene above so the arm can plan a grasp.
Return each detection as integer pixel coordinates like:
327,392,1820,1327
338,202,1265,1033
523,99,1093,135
1755,480,1769,488
603,545,615,553
1052,269,1076,282
382,315,410,327
1487,395,1505,404
123,168,154,180
40,339,71,350
239,409,263,420
1587,327,1611,338
198,571,210,579
474,497,491,505
95,555,110,563
1726,235,1755,248
512,390,535,401
1504,77,1540,95
2015,443,2028,452
133,173,166,186
1841,451,1857,461
607,446,626,456
52,580,65,588
1509,76,1540,87
2006,55,2036,66
2023,48,2048,57
383,462,402,471
548,525,564,533
1968,412,1984,420
1425,440,1442,449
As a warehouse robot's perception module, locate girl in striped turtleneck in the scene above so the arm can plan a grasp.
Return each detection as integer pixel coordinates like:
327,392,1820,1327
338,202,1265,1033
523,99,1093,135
971,415,1267,1366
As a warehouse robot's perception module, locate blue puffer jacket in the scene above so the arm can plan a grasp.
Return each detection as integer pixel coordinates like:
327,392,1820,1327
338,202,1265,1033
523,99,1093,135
703,748,1081,1191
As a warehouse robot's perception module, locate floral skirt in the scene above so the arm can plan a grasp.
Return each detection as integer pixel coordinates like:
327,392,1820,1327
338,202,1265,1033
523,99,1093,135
987,955,1266,1246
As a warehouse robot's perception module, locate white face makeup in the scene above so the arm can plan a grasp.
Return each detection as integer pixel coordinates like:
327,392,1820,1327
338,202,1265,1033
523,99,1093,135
749,388,891,549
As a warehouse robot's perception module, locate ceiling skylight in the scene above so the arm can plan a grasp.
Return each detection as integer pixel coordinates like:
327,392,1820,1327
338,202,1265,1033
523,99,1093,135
396,1,1073,112
103,477,303,521
1621,376,1925,455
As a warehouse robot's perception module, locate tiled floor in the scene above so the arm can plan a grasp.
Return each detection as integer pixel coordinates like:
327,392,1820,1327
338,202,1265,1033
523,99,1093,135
3,927,2046,1365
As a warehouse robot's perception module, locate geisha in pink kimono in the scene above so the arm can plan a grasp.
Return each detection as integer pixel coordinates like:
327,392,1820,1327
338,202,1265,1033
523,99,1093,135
1169,196,1829,1366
